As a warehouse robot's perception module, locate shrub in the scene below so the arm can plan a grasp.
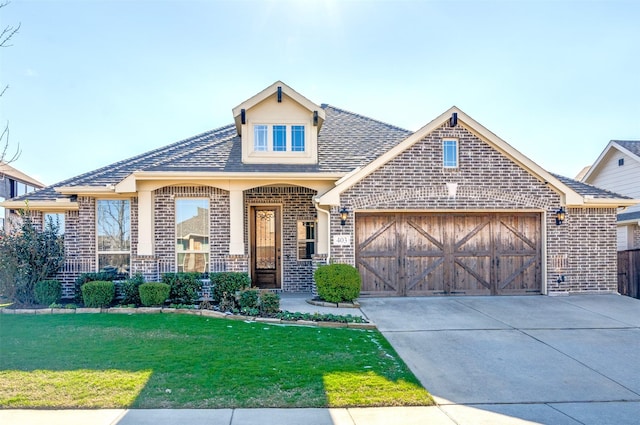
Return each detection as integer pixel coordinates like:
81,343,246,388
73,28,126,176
74,272,118,303
121,273,144,305
211,272,251,303
0,212,64,305
314,263,361,303
34,280,61,305
81,281,115,308
162,273,202,305
237,287,260,310
139,282,170,307
259,290,280,315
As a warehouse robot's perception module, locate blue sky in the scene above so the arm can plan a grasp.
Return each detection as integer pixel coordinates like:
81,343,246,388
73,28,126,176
2,0,639,185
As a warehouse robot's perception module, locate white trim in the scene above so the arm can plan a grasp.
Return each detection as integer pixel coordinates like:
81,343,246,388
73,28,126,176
442,138,459,168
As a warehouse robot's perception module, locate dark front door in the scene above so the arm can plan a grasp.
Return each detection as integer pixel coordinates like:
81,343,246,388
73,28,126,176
250,206,281,289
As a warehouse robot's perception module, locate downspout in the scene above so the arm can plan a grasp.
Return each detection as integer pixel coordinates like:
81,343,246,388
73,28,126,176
314,200,331,264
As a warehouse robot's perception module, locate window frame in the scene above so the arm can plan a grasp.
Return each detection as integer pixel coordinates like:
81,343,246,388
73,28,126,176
175,198,210,273
96,199,131,276
443,138,459,168
250,123,307,154
296,220,316,261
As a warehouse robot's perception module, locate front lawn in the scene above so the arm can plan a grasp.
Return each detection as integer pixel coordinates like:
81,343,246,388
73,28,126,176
0,314,433,408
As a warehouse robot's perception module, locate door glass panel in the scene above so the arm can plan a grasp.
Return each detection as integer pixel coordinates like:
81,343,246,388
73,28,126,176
256,210,276,270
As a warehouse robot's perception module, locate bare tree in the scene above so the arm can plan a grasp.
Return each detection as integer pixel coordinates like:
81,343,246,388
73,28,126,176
1,1,21,165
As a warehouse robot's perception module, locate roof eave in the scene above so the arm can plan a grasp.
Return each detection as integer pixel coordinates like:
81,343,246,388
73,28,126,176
0,199,79,211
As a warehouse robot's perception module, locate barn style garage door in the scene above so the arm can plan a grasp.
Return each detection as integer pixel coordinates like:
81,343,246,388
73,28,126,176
356,213,542,296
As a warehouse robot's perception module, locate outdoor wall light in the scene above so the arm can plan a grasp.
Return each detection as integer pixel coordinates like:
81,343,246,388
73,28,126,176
555,207,566,225
339,207,349,226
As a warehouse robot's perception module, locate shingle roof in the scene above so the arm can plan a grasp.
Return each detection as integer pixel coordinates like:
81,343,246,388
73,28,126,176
551,173,633,200
618,210,640,222
16,106,411,201
614,140,640,158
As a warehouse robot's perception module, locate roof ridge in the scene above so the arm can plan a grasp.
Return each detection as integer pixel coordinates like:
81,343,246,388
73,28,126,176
322,104,411,134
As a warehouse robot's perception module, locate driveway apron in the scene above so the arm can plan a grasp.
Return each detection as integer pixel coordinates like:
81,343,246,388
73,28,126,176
359,295,640,423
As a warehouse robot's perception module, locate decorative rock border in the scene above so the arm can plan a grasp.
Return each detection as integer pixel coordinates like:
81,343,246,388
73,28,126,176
0,306,376,330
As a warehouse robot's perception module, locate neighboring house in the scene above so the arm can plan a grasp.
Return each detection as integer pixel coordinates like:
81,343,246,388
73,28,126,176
0,162,45,232
1,82,636,299
581,141,640,251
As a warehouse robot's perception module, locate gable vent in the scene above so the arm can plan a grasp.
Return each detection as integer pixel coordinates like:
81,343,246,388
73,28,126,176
618,158,624,166
449,112,458,127
277,86,282,103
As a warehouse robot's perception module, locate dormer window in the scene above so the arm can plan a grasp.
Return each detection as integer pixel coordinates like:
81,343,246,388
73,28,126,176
233,81,325,165
251,123,307,154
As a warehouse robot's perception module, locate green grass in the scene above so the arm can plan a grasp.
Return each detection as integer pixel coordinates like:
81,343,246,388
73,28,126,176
0,314,433,408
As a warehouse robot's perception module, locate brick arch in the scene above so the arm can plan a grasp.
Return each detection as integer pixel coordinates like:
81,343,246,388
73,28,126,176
351,186,553,210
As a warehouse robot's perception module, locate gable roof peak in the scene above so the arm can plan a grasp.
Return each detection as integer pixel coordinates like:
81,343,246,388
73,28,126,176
232,81,326,134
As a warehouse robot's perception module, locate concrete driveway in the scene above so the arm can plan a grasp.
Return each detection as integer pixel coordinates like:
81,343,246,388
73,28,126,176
359,294,640,424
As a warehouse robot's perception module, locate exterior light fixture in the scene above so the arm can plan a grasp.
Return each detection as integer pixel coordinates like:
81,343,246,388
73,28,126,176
339,207,349,226
555,207,566,225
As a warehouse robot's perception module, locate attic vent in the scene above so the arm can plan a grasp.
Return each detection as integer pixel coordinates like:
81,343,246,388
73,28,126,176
241,109,246,125
618,158,624,166
277,86,282,103
313,111,318,126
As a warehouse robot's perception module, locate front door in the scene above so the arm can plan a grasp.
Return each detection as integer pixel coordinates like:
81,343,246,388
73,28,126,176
250,206,281,289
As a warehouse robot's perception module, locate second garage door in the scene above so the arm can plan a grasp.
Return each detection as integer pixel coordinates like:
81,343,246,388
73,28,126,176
356,213,542,296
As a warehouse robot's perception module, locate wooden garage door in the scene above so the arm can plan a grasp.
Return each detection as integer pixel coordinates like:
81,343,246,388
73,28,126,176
356,213,541,296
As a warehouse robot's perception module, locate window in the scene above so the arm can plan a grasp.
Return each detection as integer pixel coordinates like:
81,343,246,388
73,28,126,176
44,213,65,236
254,125,268,151
252,124,306,153
97,200,130,275
291,125,305,151
443,139,458,168
618,158,625,166
273,125,287,151
297,221,316,260
176,199,210,273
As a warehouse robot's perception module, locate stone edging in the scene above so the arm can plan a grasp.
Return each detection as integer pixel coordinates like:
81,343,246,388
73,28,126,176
0,307,377,330
306,298,361,308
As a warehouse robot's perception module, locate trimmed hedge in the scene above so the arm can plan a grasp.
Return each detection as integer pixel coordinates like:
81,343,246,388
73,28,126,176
139,282,170,307
259,290,280,314
314,263,361,303
211,272,251,303
162,273,202,304
34,280,61,306
81,281,115,308
121,274,144,305
74,272,118,303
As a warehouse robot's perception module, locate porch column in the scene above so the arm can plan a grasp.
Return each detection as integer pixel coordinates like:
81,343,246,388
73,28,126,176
229,189,245,255
316,205,329,255
137,189,154,256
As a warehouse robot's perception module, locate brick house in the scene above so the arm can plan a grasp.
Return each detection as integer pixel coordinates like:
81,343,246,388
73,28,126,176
2,82,636,298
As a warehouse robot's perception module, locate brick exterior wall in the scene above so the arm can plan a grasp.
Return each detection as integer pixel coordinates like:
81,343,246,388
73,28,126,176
152,186,231,280
330,122,618,294
244,186,317,292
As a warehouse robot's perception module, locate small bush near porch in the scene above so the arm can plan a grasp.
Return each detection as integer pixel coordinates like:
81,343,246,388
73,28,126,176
0,314,433,408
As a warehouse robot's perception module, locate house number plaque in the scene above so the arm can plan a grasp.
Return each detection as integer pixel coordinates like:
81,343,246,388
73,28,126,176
333,235,351,246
